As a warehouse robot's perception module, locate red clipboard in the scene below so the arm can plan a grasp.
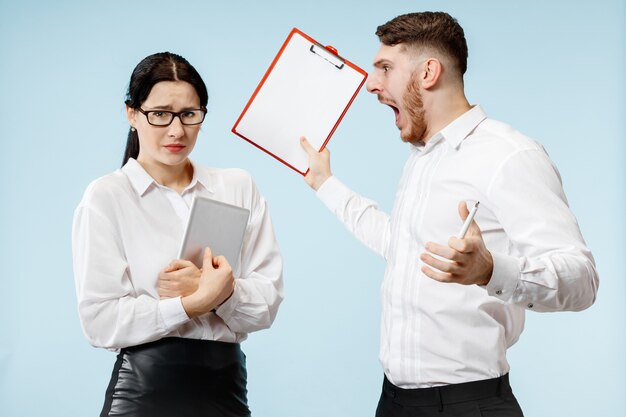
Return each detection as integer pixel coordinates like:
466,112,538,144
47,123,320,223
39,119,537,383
232,28,368,175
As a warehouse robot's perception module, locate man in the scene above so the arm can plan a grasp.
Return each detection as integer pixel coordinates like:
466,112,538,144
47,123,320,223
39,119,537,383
300,11,598,417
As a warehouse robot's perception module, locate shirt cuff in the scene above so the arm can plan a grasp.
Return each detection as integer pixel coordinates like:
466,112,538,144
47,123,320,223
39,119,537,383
316,176,352,213
215,282,242,321
485,252,520,301
158,297,190,331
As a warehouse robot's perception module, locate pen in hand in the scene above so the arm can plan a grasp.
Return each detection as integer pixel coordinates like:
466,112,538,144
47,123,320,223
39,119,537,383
458,201,480,238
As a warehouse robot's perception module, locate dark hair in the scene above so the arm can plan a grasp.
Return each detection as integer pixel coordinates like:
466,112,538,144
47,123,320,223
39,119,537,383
375,12,468,76
122,52,209,166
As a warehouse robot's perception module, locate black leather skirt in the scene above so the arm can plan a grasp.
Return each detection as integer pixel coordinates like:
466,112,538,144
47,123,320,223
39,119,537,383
100,337,250,417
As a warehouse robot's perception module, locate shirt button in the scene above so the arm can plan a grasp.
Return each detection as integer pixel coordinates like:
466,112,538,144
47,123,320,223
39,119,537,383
495,290,503,295
527,303,534,309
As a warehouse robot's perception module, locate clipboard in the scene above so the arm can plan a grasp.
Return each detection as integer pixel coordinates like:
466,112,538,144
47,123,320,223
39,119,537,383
232,28,368,175
177,196,250,273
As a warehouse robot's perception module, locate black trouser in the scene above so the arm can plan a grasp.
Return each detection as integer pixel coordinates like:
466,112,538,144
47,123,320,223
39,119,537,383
100,337,250,417
376,374,524,417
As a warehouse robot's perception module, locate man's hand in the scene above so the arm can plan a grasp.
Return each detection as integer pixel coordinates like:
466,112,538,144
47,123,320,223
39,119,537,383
419,201,494,286
157,260,201,299
300,136,332,190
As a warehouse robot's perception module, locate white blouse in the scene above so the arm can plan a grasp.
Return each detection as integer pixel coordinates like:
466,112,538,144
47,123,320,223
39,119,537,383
73,158,284,350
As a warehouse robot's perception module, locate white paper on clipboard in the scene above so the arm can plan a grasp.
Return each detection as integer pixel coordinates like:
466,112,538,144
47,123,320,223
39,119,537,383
232,28,367,175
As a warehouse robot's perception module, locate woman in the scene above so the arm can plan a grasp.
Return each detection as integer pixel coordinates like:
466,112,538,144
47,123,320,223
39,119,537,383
72,52,284,417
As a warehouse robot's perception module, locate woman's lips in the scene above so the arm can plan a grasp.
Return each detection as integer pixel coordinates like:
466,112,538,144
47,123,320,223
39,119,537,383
164,144,186,153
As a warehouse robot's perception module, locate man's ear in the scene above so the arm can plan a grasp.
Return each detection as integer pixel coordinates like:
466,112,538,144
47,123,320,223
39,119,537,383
420,58,443,90
126,105,137,128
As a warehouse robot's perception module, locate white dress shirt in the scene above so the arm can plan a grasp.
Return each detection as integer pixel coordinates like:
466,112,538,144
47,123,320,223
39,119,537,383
317,105,598,388
73,158,283,351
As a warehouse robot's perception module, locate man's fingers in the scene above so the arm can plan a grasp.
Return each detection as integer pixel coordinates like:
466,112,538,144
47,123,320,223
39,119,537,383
420,252,458,274
301,137,331,159
458,201,470,221
300,136,317,155
421,265,453,283
467,220,481,237
424,242,457,260
448,236,471,253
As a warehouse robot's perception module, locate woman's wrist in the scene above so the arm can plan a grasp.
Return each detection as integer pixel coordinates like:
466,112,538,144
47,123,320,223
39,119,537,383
181,291,216,318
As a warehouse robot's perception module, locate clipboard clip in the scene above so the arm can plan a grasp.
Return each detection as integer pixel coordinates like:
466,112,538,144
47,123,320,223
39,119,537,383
309,43,345,70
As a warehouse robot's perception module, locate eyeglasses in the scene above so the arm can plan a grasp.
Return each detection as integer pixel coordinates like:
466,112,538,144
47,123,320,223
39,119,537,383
137,107,207,126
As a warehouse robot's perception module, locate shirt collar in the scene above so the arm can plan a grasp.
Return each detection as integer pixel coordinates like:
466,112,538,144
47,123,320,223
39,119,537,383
408,132,444,155
407,106,486,155
192,161,215,194
122,158,215,197
122,158,154,196
440,105,487,149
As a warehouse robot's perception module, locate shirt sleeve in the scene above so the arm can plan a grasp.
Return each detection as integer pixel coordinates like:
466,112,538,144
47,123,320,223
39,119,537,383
72,205,189,350
315,176,391,260
484,148,599,312
215,181,284,334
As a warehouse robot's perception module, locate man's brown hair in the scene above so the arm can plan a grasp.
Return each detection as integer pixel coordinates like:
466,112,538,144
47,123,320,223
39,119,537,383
376,12,468,76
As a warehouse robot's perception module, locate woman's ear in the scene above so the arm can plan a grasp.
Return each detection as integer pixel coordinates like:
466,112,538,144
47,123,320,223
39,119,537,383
126,105,137,129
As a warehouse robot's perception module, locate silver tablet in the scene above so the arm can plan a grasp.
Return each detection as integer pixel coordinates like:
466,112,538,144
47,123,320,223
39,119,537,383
177,196,250,271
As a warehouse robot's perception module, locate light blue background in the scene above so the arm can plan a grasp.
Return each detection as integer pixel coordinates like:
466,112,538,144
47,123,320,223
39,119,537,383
0,0,624,416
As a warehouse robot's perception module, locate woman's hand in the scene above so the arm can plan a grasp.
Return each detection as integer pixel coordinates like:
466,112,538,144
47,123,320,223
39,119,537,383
181,248,235,318
157,260,201,299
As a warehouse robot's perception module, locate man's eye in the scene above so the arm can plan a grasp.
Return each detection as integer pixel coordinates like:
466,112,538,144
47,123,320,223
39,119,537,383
153,112,167,118
181,111,196,118
383,66,390,73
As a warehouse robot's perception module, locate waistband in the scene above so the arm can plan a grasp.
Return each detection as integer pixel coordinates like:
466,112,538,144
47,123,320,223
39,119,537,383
382,374,511,407
122,337,244,366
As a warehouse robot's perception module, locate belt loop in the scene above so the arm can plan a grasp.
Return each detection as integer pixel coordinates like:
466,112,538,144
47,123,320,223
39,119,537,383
436,387,443,412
